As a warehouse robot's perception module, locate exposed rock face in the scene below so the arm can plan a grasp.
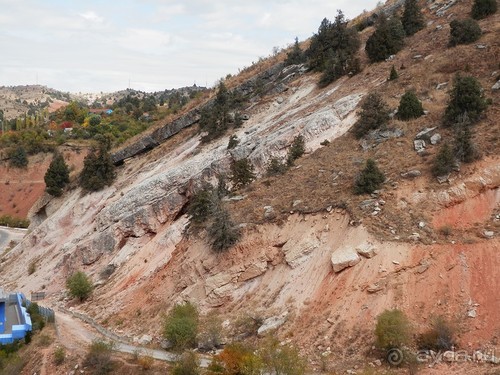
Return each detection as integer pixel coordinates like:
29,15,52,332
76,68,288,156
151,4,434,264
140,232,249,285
112,111,201,164
331,246,361,272
238,260,268,282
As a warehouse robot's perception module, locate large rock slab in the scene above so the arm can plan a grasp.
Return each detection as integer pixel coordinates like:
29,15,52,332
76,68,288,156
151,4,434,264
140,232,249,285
356,242,377,258
282,235,320,268
205,272,234,296
257,311,288,336
239,260,268,282
331,247,361,273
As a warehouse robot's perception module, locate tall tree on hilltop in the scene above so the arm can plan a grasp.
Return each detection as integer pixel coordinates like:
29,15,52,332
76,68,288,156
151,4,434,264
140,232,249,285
365,14,406,62
284,37,306,66
306,10,360,86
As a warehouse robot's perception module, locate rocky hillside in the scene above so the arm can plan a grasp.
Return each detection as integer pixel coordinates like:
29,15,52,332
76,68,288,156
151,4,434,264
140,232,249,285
0,85,73,120
0,0,499,373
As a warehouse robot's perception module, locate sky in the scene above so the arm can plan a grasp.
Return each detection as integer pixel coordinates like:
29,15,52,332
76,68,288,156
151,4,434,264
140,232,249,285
0,0,379,93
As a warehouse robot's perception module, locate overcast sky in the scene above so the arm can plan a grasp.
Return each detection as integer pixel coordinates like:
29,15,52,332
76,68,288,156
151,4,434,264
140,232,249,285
0,0,379,93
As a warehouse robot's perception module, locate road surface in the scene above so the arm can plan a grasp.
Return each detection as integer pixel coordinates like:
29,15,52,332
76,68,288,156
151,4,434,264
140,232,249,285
0,226,27,251
55,308,210,366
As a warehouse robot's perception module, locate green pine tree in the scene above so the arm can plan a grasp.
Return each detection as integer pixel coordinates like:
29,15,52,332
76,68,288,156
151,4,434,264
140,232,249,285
352,93,390,138
402,0,425,36
284,37,306,66
354,159,385,194
471,0,497,19
44,152,70,197
453,114,479,163
79,147,116,192
397,91,424,120
8,146,29,168
389,65,399,81
365,15,406,62
443,75,486,126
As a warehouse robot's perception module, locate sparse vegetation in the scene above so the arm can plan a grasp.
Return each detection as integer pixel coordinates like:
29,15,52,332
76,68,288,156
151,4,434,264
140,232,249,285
230,158,256,190
163,302,199,351
227,135,239,149
432,143,455,177
0,215,30,228
389,65,399,81
397,91,424,120
66,271,93,301
354,159,386,194
54,346,65,365
286,135,306,166
28,260,37,275
188,185,217,225
448,18,482,47
266,157,288,176
352,93,390,138
471,0,497,19
259,337,306,375
172,351,200,375
418,316,456,351
375,309,412,350
83,340,115,375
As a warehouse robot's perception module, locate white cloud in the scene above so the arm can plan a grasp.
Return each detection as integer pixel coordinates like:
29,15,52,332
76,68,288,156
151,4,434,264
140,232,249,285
0,0,380,93
79,11,104,24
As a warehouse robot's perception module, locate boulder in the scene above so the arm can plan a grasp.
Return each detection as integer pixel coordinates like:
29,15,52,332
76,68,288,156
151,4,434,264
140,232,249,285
483,230,494,238
430,133,442,145
331,247,361,273
356,242,377,258
492,80,500,91
263,206,275,219
282,236,320,268
205,272,233,296
138,334,153,345
401,170,421,179
437,174,450,184
415,127,437,141
414,140,426,153
257,312,288,336
239,260,268,282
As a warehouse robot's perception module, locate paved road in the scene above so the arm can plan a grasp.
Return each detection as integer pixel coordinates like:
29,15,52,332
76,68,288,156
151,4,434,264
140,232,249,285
55,308,210,367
